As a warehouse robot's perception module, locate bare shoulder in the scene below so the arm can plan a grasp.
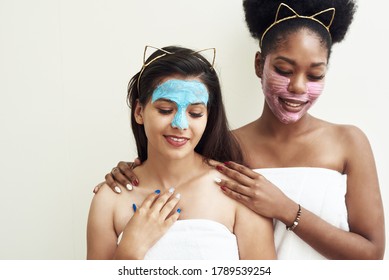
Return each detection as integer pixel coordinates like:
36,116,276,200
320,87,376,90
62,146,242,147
90,182,119,210
87,182,118,232
317,121,375,173
201,167,250,212
339,124,369,140
87,182,119,259
93,182,118,199
330,123,371,149
188,164,228,192
312,118,370,145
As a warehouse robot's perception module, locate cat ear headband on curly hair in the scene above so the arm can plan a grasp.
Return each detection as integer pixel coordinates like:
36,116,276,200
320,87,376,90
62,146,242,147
260,3,336,47
136,45,216,93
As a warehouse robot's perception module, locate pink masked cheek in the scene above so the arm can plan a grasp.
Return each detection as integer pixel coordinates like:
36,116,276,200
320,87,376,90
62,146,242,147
262,68,290,98
306,80,325,100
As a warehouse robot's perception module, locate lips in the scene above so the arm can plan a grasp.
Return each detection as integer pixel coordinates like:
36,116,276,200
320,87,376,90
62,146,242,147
164,135,189,147
279,97,308,112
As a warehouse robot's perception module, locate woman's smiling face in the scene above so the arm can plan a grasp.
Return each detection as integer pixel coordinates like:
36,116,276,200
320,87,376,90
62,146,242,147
134,77,209,160
257,28,329,124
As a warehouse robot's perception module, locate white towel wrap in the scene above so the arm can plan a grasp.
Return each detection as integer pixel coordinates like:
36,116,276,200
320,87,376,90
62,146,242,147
118,219,239,260
254,167,349,259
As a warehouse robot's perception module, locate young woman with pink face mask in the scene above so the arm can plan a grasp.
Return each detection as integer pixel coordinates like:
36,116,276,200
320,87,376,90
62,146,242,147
99,0,385,259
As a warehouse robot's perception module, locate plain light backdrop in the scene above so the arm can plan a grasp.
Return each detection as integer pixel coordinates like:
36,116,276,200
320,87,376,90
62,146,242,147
0,0,387,259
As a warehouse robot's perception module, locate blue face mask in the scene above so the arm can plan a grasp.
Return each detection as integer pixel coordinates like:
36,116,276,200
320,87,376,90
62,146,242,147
151,79,209,129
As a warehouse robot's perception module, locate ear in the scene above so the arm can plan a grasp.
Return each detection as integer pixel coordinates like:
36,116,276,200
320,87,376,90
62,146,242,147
134,99,144,125
254,51,264,79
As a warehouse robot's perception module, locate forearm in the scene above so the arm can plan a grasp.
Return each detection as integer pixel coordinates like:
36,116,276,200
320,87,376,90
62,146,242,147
113,234,148,260
280,203,384,259
212,161,384,259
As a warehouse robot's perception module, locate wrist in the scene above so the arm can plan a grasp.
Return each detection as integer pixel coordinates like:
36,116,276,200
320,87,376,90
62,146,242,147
285,204,301,231
278,200,300,226
114,242,147,260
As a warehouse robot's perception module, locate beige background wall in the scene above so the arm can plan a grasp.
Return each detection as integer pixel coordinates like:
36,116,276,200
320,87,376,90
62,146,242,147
0,0,387,259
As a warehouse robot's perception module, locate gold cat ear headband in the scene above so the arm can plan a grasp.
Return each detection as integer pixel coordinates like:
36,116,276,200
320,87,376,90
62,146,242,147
260,3,336,47
136,45,216,93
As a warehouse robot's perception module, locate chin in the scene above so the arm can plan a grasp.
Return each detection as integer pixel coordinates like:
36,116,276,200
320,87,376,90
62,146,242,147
163,150,193,161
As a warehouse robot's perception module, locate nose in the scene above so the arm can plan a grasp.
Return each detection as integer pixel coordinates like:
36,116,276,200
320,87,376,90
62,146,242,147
171,109,188,130
287,75,307,95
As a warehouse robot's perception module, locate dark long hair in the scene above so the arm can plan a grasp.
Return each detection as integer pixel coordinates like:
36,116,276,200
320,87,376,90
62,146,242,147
128,46,243,164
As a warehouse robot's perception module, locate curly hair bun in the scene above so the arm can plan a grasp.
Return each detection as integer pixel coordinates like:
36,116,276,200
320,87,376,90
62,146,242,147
243,0,357,44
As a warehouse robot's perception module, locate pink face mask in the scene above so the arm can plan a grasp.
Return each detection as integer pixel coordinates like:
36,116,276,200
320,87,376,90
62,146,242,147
261,58,325,124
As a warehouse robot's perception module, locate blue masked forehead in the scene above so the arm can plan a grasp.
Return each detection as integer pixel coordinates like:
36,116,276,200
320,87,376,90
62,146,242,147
151,79,209,105
151,79,209,130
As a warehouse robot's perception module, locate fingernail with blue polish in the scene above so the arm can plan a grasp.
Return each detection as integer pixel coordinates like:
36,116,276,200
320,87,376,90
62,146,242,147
177,208,181,213
132,203,137,212
155,189,161,194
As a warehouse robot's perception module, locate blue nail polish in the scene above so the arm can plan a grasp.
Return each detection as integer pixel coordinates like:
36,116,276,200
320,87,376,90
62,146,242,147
155,189,161,194
132,203,137,212
177,208,181,213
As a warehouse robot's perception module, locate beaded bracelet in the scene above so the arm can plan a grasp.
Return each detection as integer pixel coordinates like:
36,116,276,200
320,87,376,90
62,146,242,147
286,204,301,231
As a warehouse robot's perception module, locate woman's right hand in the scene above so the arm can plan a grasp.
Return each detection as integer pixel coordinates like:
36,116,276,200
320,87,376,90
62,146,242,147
214,161,294,222
93,158,142,194
114,188,181,259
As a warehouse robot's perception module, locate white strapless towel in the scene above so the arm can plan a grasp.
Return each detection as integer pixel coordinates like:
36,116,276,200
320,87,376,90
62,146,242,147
254,167,349,260
117,219,239,260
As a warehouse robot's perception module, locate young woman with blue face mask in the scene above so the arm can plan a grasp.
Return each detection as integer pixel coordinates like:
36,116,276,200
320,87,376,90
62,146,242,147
87,46,276,260
100,0,385,259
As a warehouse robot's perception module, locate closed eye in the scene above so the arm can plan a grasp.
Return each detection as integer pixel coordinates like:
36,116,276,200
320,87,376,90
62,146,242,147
308,74,325,81
189,112,204,118
274,66,292,76
158,109,173,115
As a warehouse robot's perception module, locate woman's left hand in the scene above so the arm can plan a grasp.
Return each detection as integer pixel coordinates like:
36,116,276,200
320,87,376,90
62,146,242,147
214,161,291,221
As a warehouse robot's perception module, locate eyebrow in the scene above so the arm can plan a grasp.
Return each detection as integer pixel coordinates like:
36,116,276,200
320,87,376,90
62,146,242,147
275,56,327,68
155,98,174,103
154,99,206,105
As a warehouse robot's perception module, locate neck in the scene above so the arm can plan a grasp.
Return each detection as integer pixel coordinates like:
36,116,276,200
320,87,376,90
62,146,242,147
142,150,205,191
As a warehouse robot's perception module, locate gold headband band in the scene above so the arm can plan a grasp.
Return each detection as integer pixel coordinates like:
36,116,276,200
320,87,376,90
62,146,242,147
136,46,216,93
260,3,336,47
